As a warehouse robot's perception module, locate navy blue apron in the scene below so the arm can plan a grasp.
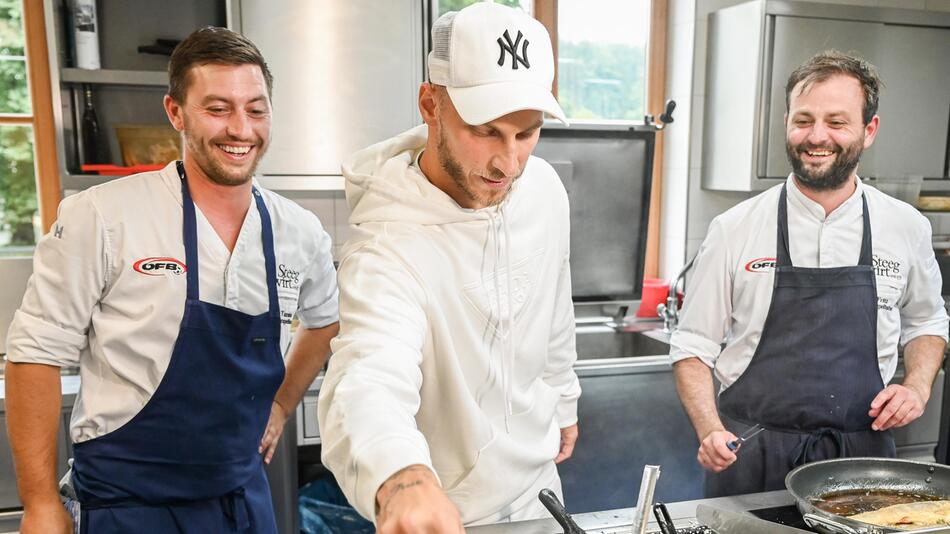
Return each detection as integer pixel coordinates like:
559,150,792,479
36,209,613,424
71,161,285,532
705,185,895,497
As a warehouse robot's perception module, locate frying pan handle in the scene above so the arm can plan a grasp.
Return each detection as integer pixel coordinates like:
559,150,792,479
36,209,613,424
538,489,586,534
803,513,881,534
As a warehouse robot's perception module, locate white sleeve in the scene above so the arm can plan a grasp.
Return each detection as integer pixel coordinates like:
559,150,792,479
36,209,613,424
544,251,581,428
669,217,733,368
5,193,110,367
295,213,339,328
898,218,949,345
317,245,432,521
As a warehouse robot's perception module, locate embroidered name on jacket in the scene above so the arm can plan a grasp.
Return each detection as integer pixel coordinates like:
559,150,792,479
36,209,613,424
133,257,186,276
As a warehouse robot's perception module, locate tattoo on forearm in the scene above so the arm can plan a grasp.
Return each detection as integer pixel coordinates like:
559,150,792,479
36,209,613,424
380,480,424,515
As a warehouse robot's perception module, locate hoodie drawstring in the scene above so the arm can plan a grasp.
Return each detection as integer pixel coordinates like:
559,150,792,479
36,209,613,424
488,207,515,433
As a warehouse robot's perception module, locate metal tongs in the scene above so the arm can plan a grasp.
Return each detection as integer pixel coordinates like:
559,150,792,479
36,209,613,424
727,423,765,452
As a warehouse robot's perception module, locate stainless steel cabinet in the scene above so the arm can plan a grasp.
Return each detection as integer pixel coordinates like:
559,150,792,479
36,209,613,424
235,0,427,177
703,0,950,192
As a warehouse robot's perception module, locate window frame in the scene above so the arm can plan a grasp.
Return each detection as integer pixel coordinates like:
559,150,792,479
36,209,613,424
0,0,60,243
535,0,668,278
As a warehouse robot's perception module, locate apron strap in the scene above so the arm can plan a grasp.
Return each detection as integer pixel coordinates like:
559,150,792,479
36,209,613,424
177,161,280,313
220,487,251,531
857,192,872,267
776,183,873,269
178,161,200,301
252,188,280,315
790,427,847,467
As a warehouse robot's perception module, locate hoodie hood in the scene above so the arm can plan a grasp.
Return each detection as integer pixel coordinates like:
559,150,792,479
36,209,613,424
342,124,503,226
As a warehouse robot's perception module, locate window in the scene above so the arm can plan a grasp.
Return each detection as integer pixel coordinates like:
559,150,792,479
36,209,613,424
0,0,38,255
434,0,657,123
557,0,650,121
438,0,530,17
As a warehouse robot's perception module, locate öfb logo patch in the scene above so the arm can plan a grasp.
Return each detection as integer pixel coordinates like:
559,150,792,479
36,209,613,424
133,257,186,276
744,257,776,273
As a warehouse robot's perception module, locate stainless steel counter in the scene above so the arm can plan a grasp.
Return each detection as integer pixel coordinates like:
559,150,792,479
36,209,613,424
467,490,795,534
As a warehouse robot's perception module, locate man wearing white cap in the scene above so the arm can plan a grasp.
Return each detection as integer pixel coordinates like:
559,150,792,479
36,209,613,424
318,1,580,531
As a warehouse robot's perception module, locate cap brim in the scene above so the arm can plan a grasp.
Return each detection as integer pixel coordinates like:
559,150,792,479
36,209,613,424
446,81,569,126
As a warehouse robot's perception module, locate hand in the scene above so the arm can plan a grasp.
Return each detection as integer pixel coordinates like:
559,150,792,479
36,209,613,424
20,502,73,534
869,384,927,431
376,465,464,534
259,400,291,464
697,430,738,473
555,424,579,464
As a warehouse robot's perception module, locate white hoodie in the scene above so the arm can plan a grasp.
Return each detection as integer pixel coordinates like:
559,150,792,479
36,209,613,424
318,125,581,525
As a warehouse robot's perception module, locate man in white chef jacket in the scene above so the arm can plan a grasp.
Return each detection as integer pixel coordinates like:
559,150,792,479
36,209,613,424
4,27,339,533
671,50,948,498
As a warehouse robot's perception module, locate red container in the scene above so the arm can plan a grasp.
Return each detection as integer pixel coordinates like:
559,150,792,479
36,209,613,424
637,278,671,318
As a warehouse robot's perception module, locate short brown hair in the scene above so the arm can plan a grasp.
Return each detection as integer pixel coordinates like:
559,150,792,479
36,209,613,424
785,50,884,125
168,27,273,103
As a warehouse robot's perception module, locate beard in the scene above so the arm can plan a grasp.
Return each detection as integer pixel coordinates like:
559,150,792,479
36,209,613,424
181,117,267,187
436,124,519,208
785,135,864,192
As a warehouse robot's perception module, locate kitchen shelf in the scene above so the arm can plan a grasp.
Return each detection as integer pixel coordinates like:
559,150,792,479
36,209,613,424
60,68,168,87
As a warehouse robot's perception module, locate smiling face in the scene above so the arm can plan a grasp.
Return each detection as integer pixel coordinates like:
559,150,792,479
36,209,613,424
163,63,271,186
421,85,543,209
785,73,879,191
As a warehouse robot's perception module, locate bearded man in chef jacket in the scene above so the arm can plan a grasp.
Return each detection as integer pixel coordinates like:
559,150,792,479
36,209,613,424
5,27,340,533
317,2,582,532
671,50,948,498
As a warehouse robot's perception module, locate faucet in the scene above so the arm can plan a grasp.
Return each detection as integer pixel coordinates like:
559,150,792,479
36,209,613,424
609,305,630,332
657,254,696,333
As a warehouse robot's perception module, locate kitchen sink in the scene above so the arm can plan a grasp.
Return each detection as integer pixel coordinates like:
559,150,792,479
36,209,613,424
575,320,671,359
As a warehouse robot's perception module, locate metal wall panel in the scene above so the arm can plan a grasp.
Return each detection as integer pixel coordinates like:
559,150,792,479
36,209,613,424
238,0,425,176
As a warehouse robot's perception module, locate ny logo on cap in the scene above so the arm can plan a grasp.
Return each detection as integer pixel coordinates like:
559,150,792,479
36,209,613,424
497,30,530,70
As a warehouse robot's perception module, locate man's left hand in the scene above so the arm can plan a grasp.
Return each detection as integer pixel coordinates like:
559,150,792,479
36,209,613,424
555,424,578,464
259,400,291,464
869,384,927,431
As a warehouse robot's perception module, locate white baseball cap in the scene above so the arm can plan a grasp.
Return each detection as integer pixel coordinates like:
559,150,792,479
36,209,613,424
428,0,568,126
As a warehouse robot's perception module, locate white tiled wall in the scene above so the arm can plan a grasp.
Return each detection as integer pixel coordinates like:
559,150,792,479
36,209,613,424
660,0,950,272
283,190,350,260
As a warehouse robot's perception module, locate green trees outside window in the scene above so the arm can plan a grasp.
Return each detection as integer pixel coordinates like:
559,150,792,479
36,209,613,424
0,0,38,252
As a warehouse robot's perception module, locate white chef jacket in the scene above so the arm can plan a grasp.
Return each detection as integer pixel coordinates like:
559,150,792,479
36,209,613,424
670,175,948,391
5,162,339,443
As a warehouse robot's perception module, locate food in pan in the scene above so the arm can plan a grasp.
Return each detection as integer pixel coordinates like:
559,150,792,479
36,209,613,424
849,500,950,530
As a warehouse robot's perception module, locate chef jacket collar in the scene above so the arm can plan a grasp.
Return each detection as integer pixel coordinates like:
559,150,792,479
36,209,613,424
785,173,865,223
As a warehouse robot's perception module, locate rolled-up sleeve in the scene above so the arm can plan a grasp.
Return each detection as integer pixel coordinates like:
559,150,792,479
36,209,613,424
669,217,733,368
295,213,339,329
5,193,109,366
898,219,949,345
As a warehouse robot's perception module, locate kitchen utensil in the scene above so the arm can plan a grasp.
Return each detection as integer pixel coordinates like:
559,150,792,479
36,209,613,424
786,457,950,534
538,488,586,534
726,423,765,451
653,503,678,534
696,504,815,533
633,465,661,534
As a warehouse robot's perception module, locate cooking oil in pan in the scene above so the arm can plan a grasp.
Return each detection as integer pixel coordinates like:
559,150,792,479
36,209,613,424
811,489,943,516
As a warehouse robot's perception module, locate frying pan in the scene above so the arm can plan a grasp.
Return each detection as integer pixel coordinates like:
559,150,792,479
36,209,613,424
785,457,950,534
